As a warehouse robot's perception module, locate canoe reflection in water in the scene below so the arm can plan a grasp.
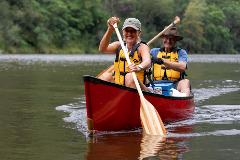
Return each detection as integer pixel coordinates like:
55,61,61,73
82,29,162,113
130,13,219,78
85,125,192,160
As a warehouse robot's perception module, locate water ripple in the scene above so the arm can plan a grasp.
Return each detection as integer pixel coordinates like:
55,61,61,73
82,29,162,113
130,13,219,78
193,87,240,104
169,129,240,138
55,79,240,137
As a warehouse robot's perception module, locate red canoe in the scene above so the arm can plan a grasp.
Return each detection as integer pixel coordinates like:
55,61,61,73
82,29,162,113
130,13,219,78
84,75,195,132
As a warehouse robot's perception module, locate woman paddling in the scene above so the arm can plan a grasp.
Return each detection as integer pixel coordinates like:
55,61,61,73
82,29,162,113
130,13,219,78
98,17,151,88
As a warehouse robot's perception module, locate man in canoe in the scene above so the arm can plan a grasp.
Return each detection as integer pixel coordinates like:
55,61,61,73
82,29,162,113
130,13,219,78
149,27,190,96
98,17,151,88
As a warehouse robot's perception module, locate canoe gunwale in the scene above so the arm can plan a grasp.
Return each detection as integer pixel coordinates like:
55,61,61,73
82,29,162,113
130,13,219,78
83,75,194,100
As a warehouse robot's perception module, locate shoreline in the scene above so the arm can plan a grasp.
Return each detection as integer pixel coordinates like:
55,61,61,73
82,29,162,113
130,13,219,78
0,54,240,63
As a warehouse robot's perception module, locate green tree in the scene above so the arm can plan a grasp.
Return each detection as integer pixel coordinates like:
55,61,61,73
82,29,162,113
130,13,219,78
0,0,108,53
203,5,233,53
180,0,207,53
221,1,240,53
102,0,137,17
173,0,190,17
133,0,175,43
44,0,107,53
0,1,27,52
0,0,239,54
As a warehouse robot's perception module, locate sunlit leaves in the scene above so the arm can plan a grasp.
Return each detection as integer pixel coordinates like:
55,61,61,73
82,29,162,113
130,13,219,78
180,0,207,53
0,0,239,53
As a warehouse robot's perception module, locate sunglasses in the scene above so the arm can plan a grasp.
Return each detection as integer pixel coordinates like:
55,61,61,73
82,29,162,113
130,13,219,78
124,28,137,33
163,36,176,41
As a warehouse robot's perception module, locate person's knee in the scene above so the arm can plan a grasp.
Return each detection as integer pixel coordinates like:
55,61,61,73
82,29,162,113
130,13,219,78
179,79,189,87
177,79,191,96
183,79,190,87
98,73,113,82
125,74,135,88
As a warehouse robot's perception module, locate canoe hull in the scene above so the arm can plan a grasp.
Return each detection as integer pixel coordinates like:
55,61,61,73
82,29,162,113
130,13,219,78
84,76,195,131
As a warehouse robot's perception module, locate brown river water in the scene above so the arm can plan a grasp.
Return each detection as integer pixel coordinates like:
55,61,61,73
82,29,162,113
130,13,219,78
0,54,240,160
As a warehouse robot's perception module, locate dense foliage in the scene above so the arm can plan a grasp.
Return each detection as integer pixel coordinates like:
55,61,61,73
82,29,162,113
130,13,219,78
0,0,239,54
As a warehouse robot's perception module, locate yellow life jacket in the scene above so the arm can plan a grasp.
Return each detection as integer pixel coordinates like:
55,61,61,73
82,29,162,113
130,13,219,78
114,42,145,85
152,48,182,81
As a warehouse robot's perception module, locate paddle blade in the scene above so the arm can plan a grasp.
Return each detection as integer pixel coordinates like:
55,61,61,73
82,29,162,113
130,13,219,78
96,65,114,78
140,97,166,136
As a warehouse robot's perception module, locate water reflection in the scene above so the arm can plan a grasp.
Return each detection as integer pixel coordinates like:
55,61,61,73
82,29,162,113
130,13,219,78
139,134,166,160
86,132,141,160
139,125,192,160
86,125,193,160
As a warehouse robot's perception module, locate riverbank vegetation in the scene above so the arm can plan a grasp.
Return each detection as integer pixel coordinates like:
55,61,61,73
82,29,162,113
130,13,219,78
0,0,239,54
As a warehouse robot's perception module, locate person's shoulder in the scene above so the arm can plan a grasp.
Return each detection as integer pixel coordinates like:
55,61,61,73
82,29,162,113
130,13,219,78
149,48,160,57
139,41,148,47
177,47,188,62
109,41,121,53
177,48,187,54
150,48,161,53
111,41,121,48
138,42,150,50
112,41,120,46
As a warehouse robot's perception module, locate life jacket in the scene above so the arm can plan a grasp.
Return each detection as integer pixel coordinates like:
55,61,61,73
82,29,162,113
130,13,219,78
151,47,184,81
114,42,145,86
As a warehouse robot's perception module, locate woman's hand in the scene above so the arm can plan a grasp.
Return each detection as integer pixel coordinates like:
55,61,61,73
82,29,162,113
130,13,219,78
128,63,142,72
107,17,120,31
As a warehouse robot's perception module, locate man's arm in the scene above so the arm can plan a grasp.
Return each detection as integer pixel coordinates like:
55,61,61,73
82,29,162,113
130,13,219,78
161,49,188,72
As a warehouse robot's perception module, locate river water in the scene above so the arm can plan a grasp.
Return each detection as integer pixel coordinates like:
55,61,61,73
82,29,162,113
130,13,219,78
0,54,240,160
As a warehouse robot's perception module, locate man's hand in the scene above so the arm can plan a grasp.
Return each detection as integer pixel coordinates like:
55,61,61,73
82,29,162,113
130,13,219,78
152,57,164,65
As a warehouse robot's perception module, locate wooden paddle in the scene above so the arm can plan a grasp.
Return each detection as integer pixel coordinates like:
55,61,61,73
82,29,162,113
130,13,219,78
97,16,180,78
147,16,180,45
113,23,166,136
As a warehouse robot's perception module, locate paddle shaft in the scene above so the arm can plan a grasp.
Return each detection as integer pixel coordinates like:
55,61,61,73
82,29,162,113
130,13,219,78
147,16,180,45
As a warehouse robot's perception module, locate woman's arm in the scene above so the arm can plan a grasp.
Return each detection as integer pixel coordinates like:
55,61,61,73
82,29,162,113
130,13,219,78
128,44,151,72
138,44,151,69
99,17,120,53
